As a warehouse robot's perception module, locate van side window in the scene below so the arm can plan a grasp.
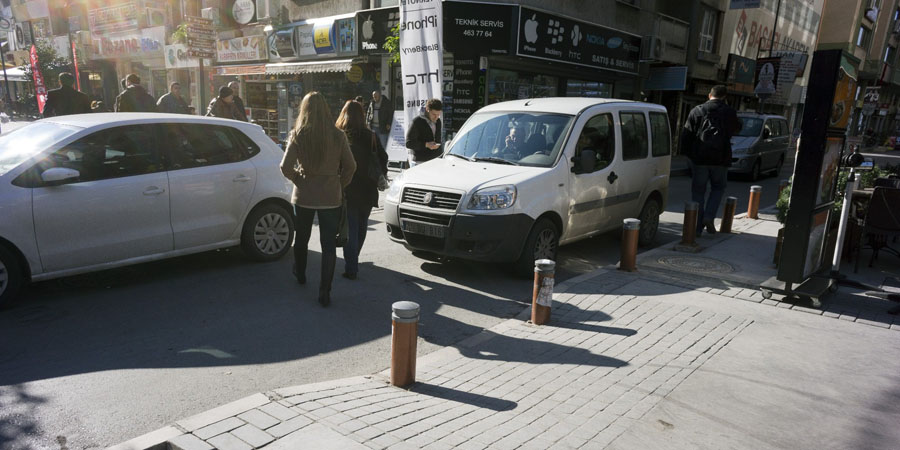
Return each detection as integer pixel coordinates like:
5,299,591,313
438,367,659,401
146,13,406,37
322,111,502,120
779,120,788,137
649,112,670,157
575,114,615,170
764,120,775,138
620,112,648,160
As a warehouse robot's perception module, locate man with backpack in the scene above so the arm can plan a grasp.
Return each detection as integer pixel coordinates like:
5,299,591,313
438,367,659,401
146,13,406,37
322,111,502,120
681,85,740,236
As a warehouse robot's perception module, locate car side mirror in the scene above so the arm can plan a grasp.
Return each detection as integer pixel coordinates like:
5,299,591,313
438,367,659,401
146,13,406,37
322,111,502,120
571,149,596,174
41,167,80,186
762,129,771,139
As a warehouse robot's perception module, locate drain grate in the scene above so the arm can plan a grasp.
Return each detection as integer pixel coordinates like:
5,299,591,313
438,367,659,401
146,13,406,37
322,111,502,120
656,255,736,274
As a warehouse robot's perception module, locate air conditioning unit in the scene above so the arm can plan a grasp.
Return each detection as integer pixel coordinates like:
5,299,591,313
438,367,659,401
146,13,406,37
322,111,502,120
641,35,666,61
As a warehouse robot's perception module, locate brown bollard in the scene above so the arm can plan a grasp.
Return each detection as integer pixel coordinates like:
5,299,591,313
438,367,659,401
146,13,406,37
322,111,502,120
748,185,762,219
681,201,699,246
720,197,737,233
778,179,789,197
532,259,555,325
619,218,640,272
391,301,419,387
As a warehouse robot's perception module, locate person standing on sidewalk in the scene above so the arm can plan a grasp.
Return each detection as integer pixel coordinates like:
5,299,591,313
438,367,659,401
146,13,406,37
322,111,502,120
280,92,357,307
156,82,190,114
405,98,443,168
366,90,393,148
43,72,91,118
228,81,249,122
115,74,157,112
335,100,388,281
680,85,740,235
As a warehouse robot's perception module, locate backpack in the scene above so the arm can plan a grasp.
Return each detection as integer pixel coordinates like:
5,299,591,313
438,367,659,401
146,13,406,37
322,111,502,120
694,104,729,161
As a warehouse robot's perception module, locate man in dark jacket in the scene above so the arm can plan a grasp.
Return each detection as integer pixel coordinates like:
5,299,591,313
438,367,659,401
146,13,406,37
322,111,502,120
43,72,91,117
405,98,442,167
367,90,394,148
228,81,248,121
206,86,242,120
680,85,740,235
156,82,190,114
115,74,157,112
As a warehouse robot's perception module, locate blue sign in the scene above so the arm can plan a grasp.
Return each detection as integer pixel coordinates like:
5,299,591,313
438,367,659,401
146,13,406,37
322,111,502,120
313,22,335,54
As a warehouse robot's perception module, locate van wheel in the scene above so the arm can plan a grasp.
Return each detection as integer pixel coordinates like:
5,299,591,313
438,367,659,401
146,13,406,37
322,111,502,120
637,198,661,247
773,155,784,176
514,218,559,277
0,245,24,308
750,159,761,181
241,203,295,262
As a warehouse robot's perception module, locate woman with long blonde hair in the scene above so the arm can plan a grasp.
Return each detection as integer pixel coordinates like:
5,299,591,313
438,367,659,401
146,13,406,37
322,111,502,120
280,92,356,307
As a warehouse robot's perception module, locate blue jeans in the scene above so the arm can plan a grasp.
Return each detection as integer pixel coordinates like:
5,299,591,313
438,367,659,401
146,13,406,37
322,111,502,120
293,205,341,275
342,203,373,275
691,165,728,229
374,128,389,149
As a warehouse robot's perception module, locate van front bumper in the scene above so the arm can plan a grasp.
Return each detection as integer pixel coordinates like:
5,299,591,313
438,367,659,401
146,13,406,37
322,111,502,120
384,202,534,262
728,155,758,174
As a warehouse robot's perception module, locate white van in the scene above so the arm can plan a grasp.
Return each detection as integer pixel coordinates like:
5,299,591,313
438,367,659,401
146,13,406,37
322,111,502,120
384,98,671,275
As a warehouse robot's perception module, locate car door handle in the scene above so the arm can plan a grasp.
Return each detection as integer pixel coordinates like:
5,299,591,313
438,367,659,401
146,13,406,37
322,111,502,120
233,175,252,183
608,171,618,184
143,187,165,196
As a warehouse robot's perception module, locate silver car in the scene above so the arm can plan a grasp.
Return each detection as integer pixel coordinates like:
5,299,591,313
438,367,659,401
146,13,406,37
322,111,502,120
729,113,789,180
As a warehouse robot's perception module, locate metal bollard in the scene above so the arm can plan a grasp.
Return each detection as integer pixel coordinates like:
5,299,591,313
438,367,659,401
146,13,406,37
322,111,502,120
620,218,640,272
748,185,762,219
532,259,555,325
778,179,790,197
720,197,737,234
391,301,420,387
681,201,699,246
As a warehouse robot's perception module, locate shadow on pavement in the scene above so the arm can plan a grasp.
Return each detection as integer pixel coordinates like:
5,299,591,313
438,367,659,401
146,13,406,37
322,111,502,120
0,384,47,448
456,331,629,368
409,383,517,412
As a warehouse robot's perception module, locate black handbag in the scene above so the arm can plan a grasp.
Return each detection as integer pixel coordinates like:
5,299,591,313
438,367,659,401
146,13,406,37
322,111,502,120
368,132,389,191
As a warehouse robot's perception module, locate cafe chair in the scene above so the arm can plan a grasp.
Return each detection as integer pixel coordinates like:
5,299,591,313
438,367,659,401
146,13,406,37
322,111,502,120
855,186,900,272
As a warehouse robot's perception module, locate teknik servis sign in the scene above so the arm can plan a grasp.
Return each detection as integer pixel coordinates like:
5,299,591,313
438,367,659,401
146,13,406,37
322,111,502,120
516,7,641,75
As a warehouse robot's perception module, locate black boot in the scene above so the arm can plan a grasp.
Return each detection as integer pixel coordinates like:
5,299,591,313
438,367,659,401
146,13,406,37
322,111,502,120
318,253,336,307
292,248,307,285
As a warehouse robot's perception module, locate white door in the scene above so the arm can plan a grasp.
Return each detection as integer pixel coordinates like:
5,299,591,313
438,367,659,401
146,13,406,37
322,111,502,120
566,111,618,238
610,109,653,220
163,123,257,249
31,125,172,272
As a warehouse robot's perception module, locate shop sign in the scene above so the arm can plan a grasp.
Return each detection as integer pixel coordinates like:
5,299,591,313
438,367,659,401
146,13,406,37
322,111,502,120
443,1,516,55
399,0,443,131
215,64,266,75
644,66,687,91
729,0,761,8
88,2,139,36
516,7,641,75
232,0,255,25
335,17,356,54
726,53,756,95
450,56,485,129
346,64,363,83
216,35,267,63
357,7,399,55
93,26,165,59
314,21,335,54
754,57,778,96
165,44,212,68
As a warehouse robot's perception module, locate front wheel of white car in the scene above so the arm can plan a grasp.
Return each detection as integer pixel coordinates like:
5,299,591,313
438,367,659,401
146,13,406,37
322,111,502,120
241,203,295,262
514,218,559,277
0,245,24,308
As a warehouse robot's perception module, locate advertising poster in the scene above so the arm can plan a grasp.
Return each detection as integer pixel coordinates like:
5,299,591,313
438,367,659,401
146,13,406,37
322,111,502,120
29,45,47,113
803,209,830,279
829,59,857,130
817,137,842,206
399,0,444,135
386,114,408,163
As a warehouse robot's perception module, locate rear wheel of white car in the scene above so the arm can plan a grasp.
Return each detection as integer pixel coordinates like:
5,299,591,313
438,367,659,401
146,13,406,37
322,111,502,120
750,159,761,181
637,198,661,248
514,218,559,277
0,245,24,308
241,203,294,262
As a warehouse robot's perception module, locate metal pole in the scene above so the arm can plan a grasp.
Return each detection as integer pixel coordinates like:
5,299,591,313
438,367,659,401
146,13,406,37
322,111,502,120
199,58,205,116
769,0,782,55
0,47,11,107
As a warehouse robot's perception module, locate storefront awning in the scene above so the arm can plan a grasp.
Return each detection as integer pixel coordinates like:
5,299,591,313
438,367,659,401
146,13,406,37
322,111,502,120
265,59,354,75
215,64,268,76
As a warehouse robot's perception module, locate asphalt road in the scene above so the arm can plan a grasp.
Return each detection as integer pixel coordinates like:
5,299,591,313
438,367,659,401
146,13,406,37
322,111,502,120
0,151,793,450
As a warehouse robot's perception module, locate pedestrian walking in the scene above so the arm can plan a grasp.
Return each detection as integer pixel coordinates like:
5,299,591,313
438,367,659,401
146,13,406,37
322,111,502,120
335,100,388,281
156,82,190,114
366,90,393,148
680,85,740,235
228,81,248,121
405,98,443,168
280,92,357,307
114,74,157,112
206,86,242,120
43,72,91,117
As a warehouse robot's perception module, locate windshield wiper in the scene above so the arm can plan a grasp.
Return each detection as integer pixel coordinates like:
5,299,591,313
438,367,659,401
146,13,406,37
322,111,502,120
472,157,520,166
447,153,474,162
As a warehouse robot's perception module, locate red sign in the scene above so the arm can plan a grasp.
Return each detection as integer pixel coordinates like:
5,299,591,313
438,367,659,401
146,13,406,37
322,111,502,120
72,41,81,91
29,45,47,114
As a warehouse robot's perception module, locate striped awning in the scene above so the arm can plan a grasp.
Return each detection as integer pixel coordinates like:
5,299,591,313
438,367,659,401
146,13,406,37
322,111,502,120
265,59,353,75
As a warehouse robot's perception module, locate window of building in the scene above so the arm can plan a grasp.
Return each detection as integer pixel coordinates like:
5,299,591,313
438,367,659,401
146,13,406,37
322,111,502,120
885,46,896,64
858,26,872,50
699,9,717,53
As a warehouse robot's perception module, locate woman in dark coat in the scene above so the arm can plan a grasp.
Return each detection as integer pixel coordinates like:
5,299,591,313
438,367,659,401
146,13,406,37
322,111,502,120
335,100,388,280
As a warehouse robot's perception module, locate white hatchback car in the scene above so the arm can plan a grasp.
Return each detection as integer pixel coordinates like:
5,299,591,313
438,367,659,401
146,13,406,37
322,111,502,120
0,113,295,305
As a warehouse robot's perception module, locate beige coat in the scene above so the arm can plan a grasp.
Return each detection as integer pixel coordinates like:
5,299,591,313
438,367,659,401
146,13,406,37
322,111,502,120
280,128,357,208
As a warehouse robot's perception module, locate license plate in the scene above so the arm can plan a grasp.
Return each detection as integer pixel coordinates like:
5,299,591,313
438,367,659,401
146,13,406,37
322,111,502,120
402,220,446,238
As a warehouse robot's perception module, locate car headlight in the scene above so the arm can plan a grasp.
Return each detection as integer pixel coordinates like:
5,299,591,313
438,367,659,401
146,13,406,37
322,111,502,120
385,172,404,203
467,185,517,210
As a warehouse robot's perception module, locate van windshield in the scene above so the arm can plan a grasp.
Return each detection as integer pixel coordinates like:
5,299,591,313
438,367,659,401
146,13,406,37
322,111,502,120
448,112,574,167
736,118,764,137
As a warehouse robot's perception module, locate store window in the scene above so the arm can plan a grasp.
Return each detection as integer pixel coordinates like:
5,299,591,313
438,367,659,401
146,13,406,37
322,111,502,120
566,80,613,98
488,69,558,104
699,9,717,53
